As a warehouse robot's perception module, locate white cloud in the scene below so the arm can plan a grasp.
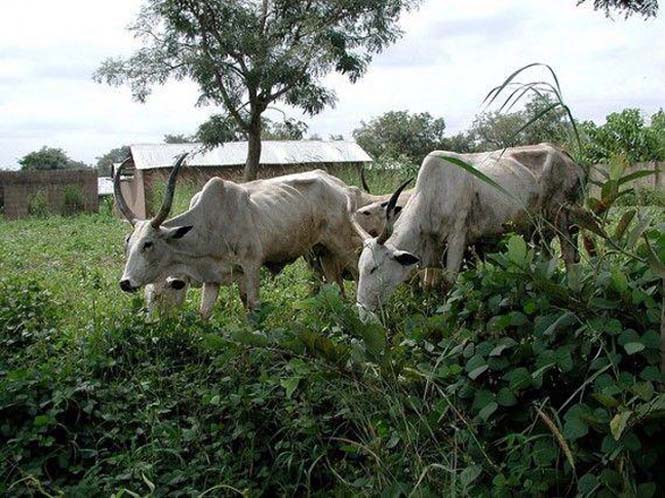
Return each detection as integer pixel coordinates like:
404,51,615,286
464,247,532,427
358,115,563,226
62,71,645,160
1,0,664,168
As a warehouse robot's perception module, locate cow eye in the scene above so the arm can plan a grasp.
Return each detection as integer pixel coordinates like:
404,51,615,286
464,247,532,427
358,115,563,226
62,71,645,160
143,241,153,250
361,211,371,216
369,266,378,275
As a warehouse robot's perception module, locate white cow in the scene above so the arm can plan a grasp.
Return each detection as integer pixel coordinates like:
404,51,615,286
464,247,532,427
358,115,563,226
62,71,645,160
115,155,363,319
353,144,583,315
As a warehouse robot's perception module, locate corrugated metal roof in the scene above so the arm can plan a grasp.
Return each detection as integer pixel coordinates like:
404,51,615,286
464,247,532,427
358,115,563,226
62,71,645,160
130,141,372,170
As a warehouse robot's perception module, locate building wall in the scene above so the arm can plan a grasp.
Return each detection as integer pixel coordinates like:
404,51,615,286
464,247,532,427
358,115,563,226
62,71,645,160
140,162,364,216
590,161,665,196
0,169,98,220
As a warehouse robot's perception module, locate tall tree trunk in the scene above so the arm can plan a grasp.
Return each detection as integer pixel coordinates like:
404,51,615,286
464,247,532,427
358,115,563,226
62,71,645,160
244,114,262,182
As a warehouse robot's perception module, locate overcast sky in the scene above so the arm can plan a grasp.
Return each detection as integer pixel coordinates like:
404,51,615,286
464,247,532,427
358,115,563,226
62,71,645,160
1,0,663,169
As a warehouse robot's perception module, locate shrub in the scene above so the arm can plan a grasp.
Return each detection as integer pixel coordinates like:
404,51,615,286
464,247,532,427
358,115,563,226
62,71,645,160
427,235,665,497
27,191,49,217
63,185,85,215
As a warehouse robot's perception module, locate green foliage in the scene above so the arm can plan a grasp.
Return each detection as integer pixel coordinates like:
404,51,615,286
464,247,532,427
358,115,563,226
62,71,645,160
433,232,665,497
353,110,449,163
95,145,130,177
27,191,49,217
163,133,193,144
20,146,89,171
196,116,309,147
468,94,570,151
579,109,665,164
63,185,85,215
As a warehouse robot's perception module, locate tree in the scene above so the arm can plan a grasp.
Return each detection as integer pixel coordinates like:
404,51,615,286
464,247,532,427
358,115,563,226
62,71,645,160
578,0,658,18
96,145,130,176
195,115,307,145
467,94,569,151
578,108,664,164
164,134,194,144
20,147,88,171
95,0,419,181
353,110,448,163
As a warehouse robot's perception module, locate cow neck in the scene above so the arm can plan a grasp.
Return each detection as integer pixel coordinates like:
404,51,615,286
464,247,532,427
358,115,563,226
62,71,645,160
387,215,421,256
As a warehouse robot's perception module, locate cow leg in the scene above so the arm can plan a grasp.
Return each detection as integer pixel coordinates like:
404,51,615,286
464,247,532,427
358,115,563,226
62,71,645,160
444,230,467,286
236,278,249,309
556,208,579,272
243,265,261,311
320,254,347,298
421,268,443,291
200,283,220,321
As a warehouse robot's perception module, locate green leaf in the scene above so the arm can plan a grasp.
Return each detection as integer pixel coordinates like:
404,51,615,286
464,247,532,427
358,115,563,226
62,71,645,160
459,465,482,488
280,377,300,399
478,402,498,422
563,417,588,441
468,365,488,380
610,410,632,440
578,473,598,496
489,338,517,357
592,393,620,408
33,414,50,427
506,367,532,391
496,388,517,407
623,342,645,355
359,322,386,356
618,329,640,346
614,209,636,239
637,482,657,498
507,236,527,265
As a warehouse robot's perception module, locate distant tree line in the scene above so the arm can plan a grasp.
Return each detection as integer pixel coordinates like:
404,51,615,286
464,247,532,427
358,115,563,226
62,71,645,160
352,96,665,168
18,147,90,172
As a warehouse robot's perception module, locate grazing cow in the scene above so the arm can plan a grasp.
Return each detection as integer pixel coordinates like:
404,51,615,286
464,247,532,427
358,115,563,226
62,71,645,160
351,168,414,237
353,144,583,315
115,155,363,318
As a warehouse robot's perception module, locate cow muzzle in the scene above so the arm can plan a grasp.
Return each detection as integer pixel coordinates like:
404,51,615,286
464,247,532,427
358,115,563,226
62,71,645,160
119,279,140,293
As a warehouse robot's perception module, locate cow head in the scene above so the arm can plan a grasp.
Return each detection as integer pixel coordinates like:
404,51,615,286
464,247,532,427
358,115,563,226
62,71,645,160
354,201,402,238
353,179,419,316
115,154,194,293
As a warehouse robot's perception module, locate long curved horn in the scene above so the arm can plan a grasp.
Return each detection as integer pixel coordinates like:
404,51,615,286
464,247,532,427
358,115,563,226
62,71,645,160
377,177,413,244
113,157,138,225
359,166,371,193
151,153,187,228
346,195,371,242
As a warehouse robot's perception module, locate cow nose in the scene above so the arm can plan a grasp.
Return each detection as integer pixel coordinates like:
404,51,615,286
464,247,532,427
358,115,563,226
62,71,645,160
119,279,138,293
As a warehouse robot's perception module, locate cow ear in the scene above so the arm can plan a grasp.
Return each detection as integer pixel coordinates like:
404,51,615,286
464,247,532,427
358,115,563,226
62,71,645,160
165,225,193,240
394,206,403,216
393,250,419,266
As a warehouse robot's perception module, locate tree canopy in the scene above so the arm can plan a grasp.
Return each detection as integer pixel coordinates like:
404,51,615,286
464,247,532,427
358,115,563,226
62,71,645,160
95,0,419,180
467,95,570,151
20,147,89,171
578,108,665,164
95,146,130,176
353,110,448,164
196,116,308,146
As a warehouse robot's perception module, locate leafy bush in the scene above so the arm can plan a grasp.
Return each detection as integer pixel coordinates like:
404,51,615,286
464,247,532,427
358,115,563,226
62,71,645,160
430,235,665,497
28,191,49,217
63,185,85,215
